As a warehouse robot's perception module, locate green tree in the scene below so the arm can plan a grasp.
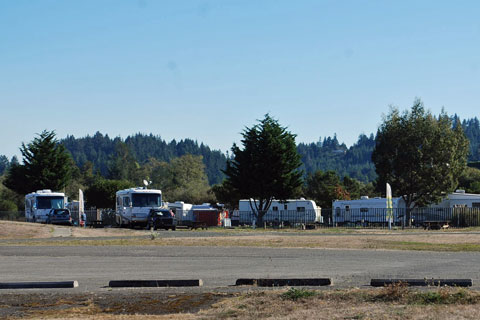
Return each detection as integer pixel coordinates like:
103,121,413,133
304,170,349,208
372,100,469,223
107,141,140,183
164,154,213,203
84,177,133,208
458,167,480,194
223,114,303,225
3,130,73,195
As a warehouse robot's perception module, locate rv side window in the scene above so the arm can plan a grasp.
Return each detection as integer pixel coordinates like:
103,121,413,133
116,197,121,206
123,197,130,207
272,206,278,211
360,208,368,213
297,207,305,212
336,208,340,216
284,204,288,210
345,205,350,212
473,203,480,208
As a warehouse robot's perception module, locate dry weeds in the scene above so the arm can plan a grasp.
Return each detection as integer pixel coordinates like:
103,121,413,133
3,288,479,320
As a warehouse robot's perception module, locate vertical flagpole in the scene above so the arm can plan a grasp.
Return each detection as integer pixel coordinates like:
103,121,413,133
386,183,393,230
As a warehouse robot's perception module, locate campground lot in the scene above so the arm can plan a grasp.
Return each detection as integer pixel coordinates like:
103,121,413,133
2,221,480,319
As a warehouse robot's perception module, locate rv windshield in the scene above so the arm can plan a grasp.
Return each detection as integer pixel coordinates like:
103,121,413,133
37,196,64,209
132,193,161,207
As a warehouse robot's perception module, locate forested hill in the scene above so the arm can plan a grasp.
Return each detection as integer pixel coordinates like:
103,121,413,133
2,117,479,184
61,132,227,185
298,134,377,183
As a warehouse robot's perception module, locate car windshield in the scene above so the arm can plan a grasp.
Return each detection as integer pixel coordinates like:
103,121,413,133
153,210,170,216
37,196,64,209
132,193,161,207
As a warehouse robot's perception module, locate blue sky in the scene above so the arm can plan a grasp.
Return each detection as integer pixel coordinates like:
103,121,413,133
1,0,479,159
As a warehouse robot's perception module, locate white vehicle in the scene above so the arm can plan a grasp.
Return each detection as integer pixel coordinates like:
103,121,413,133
115,187,163,227
236,199,323,225
167,201,194,224
25,190,67,223
430,190,480,208
167,202,224,226
332,196,406,225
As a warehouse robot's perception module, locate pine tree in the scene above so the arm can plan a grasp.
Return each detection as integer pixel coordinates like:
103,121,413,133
4,130,73,194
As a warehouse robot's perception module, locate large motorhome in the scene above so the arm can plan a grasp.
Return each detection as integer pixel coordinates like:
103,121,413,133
235,199,323,225
25,190,67,223
115,187,163,227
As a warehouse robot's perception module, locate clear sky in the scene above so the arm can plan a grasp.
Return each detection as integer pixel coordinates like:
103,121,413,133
1,0,479,159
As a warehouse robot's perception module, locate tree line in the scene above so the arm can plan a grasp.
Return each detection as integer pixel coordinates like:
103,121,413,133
1,101,480,218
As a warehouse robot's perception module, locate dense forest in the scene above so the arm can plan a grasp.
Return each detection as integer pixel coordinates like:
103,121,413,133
1,117,479,185
61,133,228,185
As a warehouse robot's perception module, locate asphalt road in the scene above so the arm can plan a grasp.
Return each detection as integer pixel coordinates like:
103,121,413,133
1,246,479,291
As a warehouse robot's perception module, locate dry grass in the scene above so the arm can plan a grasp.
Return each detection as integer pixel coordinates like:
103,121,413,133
3,220,480,252
0,221,53,239
4,288,480,320
5,233,480,252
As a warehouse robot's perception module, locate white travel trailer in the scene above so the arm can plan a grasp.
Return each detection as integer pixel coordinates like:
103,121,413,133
430,190,480,208
25,190,67,223
332,196,406,225
236,199,323,225
167,201,194,224
167,202,224,226
115,187,163,227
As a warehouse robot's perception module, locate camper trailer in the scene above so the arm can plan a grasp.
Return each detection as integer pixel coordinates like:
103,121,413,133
235,199,322,226
167,202,227,228
25,190,68,223
332,196,406,226
430,190,480,208
115,187,163,227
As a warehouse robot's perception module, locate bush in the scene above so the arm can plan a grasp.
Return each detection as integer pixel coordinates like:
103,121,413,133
281,288,317,301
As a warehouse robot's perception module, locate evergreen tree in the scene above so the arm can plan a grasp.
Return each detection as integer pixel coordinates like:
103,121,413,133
223,114,303,225
4,130,73,195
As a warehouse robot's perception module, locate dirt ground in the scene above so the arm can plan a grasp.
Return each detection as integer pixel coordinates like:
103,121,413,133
1,287,480,319
0,221,146,239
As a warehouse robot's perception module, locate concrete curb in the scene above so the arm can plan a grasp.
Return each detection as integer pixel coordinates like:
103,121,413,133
371,279,473,287
109,279,203,287
0,281,78,289
235,278,331,287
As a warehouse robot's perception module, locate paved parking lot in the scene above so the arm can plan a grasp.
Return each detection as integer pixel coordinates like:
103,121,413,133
1,245,479,291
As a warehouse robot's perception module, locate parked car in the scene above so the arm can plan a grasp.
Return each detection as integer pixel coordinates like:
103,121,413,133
46,208,72,226
146,209,177,230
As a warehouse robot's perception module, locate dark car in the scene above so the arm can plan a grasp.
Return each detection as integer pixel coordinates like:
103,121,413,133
46,208,72,226
146,209,177,230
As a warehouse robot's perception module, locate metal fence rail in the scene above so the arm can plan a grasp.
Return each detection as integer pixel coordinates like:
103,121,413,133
329,207,480,228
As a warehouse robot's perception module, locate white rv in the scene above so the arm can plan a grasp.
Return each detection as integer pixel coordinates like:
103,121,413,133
25,190,67,223
332,196,406,225
430,190,480,208
236,199,322,225
115,187,163,227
